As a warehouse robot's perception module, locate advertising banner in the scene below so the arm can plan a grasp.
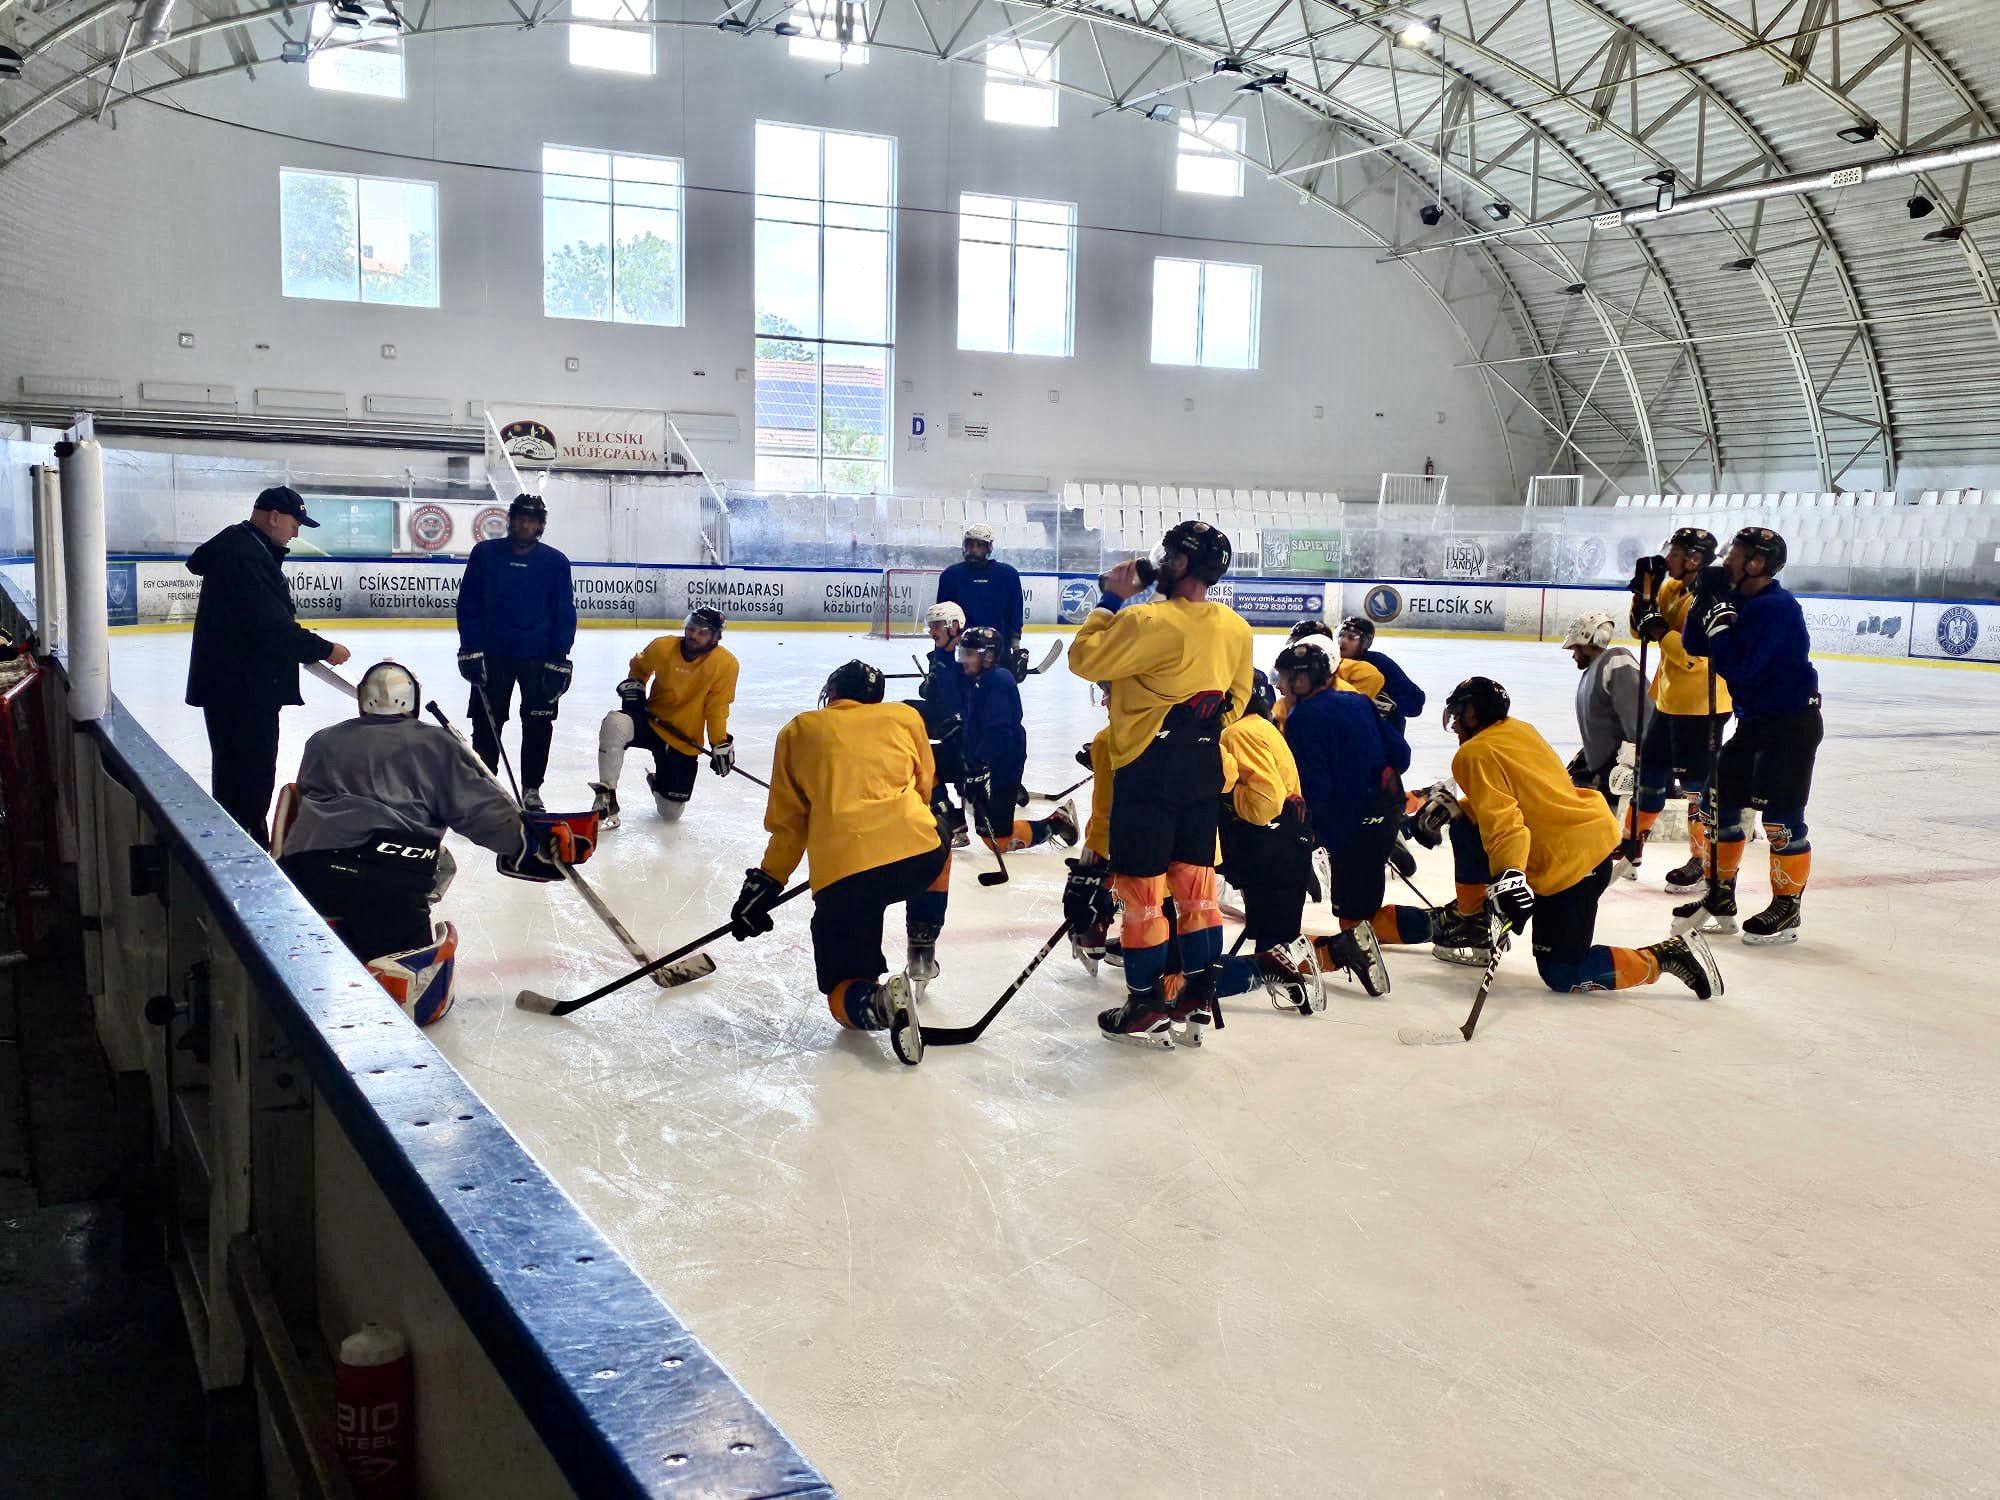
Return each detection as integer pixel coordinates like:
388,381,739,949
1911,600,2000,663
1262,529,1343,577
485,402,669,471
1341,580,1506,633
1215,579,1328,625
352,562,463,619
105,562,138,627
1794,595,1909,658
399,500,509,557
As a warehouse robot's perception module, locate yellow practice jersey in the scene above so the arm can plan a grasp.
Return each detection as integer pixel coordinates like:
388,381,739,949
758,700,938,891
1336,657,1385,700
1220,714,1301,826
1451,716,1620,897
629,638,740,754
1649,578,1732,716
1067,598,1255,769
1084,729,1113,859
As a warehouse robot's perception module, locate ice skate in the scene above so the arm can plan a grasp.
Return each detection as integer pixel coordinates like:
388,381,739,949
522,786,545,812
1167,970,1217,1047
1046,799,1080,849
882,974,924,1065
1322,924,1390,997
1099,988,1175,1049
1070,920,1109,977
1641,932,1723,999
1663,854,1705,889
1102,938,1125,969
906,943,939,987
1430,905,1492,968
1741,894,1802,946
1257,937,1325,1015
589,782,620,830
1671,878,1738,936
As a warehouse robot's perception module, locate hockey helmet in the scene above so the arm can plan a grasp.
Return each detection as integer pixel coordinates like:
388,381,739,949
1561,611,1617,651
1730,525,1787,576
1667,526,1718,562
1287,618,1333,644
1337,614,1376,647
1154,519,1232,586
821,659,886,707
1272,638,1334,692
1442,675,1510,733
509,492,548,522
957,625,1003,660
963,523,996,551
925,601,966,630
1246,668,1277,718
357,660,421,719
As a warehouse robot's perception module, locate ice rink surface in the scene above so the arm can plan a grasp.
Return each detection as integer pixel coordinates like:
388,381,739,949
112,624,2000,1499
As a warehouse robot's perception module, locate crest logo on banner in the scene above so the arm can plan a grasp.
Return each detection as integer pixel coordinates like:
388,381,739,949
1938,605,1979,657
409,505,454,552
498,419,560,464
1365,584,1403,623
1059,578,1094,624
473,506,509,543
1443,538,1487,578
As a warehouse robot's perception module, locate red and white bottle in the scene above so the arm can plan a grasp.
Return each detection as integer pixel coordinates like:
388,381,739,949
334,1322,415,1497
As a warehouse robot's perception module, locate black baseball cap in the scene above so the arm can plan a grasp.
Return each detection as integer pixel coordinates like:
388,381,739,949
254,485,319,528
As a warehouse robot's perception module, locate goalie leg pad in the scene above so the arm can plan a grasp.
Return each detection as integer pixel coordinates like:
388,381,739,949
368,921,460,1026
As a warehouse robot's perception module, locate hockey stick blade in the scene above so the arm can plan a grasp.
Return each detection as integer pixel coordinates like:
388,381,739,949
1026,639,1065,675
920,917,1068,1046
1397,1025,1466,1046
515,890,806,1016
306,660,358,699
977,869,1009,887
1398,923,1511,1045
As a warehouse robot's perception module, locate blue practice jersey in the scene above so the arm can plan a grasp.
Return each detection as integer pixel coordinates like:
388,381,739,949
936,560,1025,643
961,667,1027,785
1362,649,1426,726
1683,580,1818,719
1284,687,1410,852
456,539,577,659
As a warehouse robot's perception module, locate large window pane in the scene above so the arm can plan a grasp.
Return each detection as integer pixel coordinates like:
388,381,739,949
613,205,680,324
1200,261,1259,369
824,227,889,343
1014,245,1072,356
984,40,1056,127
958,193,1073,357
755,122,823,222
1176,115,1244,196
1150,258,1200,365
824,131,892,208
543,198,611,320
543,144,682,326
570,0,653,74
307,4,404,98
957,238,1012,352
280,170,360,302
754,338,820,454
755,220,822,338
357,178,437,307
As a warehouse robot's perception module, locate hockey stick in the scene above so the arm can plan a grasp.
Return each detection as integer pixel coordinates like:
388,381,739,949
647,718,773,793
1029,772,1093,803
1397,912,1511,1045
1622,599,1652,866
516,883,809,1016
1389,861,1438,912
449,697,685,991
1025,638,1065,676
963,776,1011,886
918,916,1068,1046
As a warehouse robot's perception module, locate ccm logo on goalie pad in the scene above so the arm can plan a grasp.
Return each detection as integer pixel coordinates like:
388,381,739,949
371,840,440,863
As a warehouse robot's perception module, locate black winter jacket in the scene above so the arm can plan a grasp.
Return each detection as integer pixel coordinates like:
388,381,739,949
184,521,335,709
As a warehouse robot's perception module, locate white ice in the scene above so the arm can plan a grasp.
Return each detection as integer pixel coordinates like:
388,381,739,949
110,625,2000,1498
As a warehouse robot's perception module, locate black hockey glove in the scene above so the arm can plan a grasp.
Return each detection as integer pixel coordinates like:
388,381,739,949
1408,783,1458,848
617,676,646,707
1010,646,1032,680
456,650,487,688
1387,836,1417,879
730,867,783,941
1695,594,1738,639
1490,868,1534,931
1565,747,1592,787
1630,597,1667,643
1075,744,1094,771
542,657,573,701
708,736,736,777
1063,856,1108,933
1628,554,1668,598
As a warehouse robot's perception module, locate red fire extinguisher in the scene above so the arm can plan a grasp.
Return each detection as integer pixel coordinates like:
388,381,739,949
335,1323,415,1497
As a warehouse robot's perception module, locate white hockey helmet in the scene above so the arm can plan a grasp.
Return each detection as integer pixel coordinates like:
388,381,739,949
963,522,995,546
924,601,966,630
357,660,421,718
1561,611,1617,651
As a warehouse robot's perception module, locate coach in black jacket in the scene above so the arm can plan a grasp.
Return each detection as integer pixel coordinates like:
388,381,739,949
184,486,350,847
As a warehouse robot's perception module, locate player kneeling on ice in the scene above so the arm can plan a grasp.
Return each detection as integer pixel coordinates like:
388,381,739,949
730,661,949,1056
957,625,1078,854
1411,676,1721,1000
591,606,740,828
1279,618,1388,720
910,601,970,844
276,661,591,1026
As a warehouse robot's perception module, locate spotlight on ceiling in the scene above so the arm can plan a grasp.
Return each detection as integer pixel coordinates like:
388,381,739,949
1564,282,1588,295
1236,70,1287,94
329,0,371,27
1642,167,1675,212
280,37,310,62
1925,223,1966,244
773,19,801,34
1399,15,1439,46
1211,57,1246,74
0,44,22,78
1908,194,1936,220
135,0,176,47
1483,200,1512,222
1145,102,1176,122
1419,203,1444,226
717,14,750,32
1720,256,1758,272
1835,119,1880,145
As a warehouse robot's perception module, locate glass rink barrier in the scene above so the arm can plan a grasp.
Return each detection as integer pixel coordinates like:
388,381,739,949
1,578,831,1500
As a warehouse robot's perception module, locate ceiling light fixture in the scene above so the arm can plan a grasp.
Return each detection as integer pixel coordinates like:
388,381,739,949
1835,120,1880,145
1721,256,1757,272
1236,70,1287,94
1399,15,1439,46
1564,282,1587,295
772,19,801,34
280,37,310,62
717,15,750,31
0,44,23,78
1483,200,1511,222
1907,194,1935,220
1211,57,1246,74
1642,167,1676,213
1924,223,1966,243
1145,102,1175,122
1419,203,1443,226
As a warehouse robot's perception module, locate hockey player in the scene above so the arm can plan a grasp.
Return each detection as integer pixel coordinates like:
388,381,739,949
1677,527,1822,945
1560,611,1643,809
1627,527,1733,888
1417,676,1720,998
1068,521,1254,1047
457,493,576,810
936,523,1028,678
589,607,739,828
1280,617,1387,713
730,661,949,1042
1336,615,1425,730
956,626,1078,853
912,601,969,840
1063,714,1118,973
277,661,586,1026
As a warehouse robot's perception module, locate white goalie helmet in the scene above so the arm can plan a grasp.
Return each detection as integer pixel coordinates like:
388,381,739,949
1561,611,1617,650
963,523,995,546
357,659,421,718
924,601,966,630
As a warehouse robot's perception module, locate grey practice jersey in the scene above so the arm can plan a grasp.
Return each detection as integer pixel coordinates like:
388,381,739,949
1574,646,1644,773
283,716,524,859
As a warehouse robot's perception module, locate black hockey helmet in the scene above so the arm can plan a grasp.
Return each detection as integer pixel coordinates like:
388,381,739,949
1154,519,1233,587
1272,639,1334,692
686,606,725,636
1245,668,1277,718
1442,675,1510,733
1730,525,1787,576
1337,614,1376,646
509,492,548,522
1287,618,1333,644
820,660,885,707
1667,526,1718,561
957,625,1003,659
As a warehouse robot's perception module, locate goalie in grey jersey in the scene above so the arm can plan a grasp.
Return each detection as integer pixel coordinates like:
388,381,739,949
276,660,585,1025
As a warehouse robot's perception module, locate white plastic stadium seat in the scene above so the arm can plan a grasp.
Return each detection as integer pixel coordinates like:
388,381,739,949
1613,495,1630,508
1919,490,1940,506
